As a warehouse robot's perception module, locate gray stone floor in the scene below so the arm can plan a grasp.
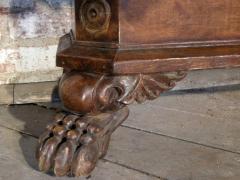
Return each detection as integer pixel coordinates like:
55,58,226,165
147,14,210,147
0,86,240,180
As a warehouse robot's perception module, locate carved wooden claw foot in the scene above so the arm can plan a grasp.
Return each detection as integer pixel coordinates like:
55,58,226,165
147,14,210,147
36,107,129,177
36,70,186,177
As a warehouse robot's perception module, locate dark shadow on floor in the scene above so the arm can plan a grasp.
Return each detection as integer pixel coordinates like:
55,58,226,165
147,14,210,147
163,84,240,96
7,83,61,176
7,104,56,175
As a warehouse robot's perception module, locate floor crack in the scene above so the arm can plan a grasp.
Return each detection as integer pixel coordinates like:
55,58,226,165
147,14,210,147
121,124,240,156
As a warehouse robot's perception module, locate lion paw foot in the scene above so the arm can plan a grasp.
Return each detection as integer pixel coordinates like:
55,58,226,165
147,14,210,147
36,107,129,177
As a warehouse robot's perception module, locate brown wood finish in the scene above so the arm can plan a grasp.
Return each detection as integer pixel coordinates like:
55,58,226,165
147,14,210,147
119,0,240,45
37,0,240,177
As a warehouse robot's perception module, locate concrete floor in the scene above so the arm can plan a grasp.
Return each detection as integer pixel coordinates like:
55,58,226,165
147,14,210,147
0,86,240,180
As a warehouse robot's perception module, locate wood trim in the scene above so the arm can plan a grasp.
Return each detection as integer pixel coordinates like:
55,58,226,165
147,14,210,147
114,55,240,74
57,34,240,74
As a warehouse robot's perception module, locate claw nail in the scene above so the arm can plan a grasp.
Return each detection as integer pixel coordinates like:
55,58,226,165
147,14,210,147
38,137,62,172
71,142,99,177
54,141,76,176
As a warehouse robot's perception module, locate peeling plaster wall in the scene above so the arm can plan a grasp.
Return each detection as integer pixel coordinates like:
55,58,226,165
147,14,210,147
0,0,73,84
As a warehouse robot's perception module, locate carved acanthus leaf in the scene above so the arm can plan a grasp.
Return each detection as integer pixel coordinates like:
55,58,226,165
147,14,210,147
118,71,187,104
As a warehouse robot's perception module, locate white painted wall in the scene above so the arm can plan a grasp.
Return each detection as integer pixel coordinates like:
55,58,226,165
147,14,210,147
0,0,73,84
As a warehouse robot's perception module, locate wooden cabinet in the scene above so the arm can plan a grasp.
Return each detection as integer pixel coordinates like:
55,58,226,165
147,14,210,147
37,0,240,177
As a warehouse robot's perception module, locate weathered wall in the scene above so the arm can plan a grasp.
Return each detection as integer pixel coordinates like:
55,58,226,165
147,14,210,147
0,0,73,84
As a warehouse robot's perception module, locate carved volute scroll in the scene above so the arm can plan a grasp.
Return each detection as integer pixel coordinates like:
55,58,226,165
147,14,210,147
59,71,187,114
59,71,123,114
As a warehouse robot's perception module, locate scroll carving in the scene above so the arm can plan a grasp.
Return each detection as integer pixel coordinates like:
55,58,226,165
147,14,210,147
59,71,123,114
59,71,187,114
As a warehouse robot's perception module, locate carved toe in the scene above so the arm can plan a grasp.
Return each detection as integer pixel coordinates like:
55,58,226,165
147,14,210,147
71,140,99,176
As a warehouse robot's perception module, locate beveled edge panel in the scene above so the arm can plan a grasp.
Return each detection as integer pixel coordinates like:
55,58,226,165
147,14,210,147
56,33,116,73
114,55,240,74
56,33,240,74
113,45,240,74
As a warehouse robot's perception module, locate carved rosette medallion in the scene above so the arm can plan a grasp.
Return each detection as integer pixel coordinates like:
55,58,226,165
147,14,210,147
79,0,111,34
